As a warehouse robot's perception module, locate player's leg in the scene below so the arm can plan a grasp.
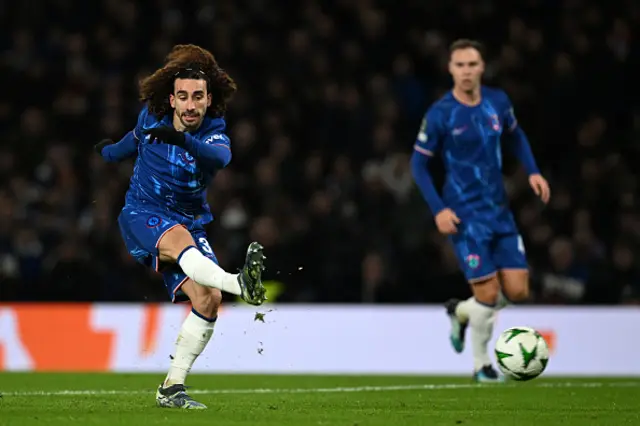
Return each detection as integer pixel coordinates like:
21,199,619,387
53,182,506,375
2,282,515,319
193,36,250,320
156,229,268,409
446,234,503,382
165,280,221,386
493,233,530,309
459,276,503,382
156,274,221,410
156,221,266,305
119,210,214,409
498,269,529,302
161,231,223,389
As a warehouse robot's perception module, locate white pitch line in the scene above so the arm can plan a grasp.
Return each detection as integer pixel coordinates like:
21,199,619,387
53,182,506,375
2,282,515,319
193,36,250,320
2,381,639,397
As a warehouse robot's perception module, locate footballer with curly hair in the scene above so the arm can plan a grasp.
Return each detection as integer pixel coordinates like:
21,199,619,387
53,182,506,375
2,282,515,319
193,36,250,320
95,44,267,409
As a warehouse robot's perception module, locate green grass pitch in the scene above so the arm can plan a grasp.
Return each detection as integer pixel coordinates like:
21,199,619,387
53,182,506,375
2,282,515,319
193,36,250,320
1,373,639,425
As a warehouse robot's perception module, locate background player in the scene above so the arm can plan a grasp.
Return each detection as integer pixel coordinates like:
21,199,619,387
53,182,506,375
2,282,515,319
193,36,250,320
95,44,267,408
410,39,551,382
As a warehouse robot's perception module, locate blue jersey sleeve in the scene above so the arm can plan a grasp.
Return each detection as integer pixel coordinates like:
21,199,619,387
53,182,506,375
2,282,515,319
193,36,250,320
183,131,232,170
413,107,445,157
499,92,540,175
101,132,137,162
411,106,447,216
101,107,147,163
501,95,519,133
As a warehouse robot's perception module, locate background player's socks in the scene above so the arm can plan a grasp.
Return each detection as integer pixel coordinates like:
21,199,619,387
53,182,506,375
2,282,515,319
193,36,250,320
465,298,496,371
164,308,216,387
454,297,473,322
458,292,510,315
177,246,242,295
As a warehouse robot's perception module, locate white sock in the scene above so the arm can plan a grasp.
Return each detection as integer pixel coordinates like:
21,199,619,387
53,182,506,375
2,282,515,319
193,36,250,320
454,297,474,323
178,246,241,295
458,298,495,371
164,310,216,386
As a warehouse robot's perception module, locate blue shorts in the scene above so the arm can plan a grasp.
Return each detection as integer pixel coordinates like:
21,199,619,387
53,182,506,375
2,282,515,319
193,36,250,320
450,221,528,282
117,207,218,303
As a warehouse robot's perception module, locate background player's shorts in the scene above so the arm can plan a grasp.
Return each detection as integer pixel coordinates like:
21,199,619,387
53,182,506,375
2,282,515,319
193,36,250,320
449,221,528,282
117,207,218,303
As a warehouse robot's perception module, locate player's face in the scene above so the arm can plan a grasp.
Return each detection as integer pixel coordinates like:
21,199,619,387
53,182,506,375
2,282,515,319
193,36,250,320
448,48,484,92
170,78,212,130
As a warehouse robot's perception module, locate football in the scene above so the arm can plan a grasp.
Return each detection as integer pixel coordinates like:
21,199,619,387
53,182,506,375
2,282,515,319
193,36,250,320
494,326,549,381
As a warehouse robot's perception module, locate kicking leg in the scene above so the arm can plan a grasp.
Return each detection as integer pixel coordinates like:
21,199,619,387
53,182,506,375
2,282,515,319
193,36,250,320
155,229,267,409
156,279,220,410
118,210,266,405
158,225,267,305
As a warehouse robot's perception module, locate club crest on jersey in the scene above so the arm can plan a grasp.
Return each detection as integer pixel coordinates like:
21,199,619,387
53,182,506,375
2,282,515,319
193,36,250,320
466,254,481,269
179,152,196,164
489,114,501,131
146,215,162,228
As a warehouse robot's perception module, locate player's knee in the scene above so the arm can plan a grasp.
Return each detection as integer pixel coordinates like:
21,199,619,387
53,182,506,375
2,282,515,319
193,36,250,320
500,270,530,302
471,276,501,306
191,287,222,319
157,225,195,263
503,283,530,302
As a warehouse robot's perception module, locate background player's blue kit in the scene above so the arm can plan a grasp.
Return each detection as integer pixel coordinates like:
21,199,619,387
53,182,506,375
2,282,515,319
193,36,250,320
101,106,232,302
411,86,539,281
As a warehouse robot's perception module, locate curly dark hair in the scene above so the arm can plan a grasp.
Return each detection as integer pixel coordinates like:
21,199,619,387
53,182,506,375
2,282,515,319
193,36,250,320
139,44,237,118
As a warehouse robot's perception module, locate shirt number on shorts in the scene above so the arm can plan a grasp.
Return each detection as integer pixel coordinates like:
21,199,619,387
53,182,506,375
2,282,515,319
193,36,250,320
198,237,213,254
517,235,525,254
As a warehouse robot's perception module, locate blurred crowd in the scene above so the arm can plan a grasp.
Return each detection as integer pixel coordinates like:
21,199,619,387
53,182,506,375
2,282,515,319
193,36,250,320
1,0,639,304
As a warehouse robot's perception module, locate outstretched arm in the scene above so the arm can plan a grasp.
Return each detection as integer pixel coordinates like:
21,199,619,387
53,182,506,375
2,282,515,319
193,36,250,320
97,131,139,163
143,126,232,170
96,107,149,162
183,133,232,170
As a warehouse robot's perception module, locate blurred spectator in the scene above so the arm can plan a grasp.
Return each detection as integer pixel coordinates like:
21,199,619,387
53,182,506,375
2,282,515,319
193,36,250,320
0,0,638,304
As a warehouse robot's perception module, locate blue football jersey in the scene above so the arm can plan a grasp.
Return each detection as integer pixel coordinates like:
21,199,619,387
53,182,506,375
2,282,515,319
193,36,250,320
125,106,231,224
413,86,518,224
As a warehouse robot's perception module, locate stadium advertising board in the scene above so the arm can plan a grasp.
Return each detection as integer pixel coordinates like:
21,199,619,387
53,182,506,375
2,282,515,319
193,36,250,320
0,304,638,376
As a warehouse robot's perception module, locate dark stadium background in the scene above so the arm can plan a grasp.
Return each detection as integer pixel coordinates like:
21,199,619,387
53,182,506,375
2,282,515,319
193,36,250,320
0,0,638,305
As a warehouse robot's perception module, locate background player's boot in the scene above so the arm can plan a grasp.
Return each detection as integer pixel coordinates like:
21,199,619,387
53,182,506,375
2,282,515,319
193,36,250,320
156,384,207,409
237,242,267,305
473,365,505,384
445,299,467,353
